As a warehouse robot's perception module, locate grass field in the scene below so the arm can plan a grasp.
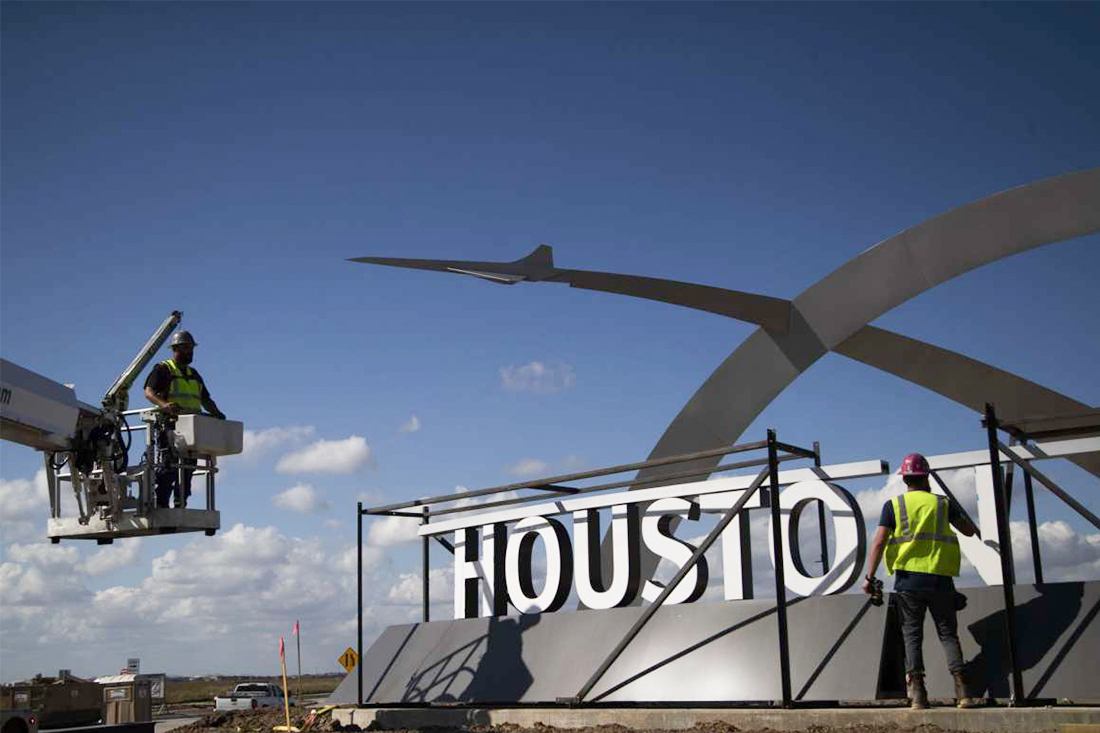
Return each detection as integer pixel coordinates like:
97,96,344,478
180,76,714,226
165,674,343,704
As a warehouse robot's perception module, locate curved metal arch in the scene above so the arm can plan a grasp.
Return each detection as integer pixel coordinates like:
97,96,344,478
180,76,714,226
352,167,1100,596
635,167,1100,488
351,168,1100,478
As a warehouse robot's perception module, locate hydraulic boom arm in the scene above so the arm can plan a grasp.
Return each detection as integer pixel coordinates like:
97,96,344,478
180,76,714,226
102,310,182,414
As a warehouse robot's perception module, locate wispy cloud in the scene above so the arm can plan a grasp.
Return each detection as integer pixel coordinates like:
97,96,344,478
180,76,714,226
0,469,50,544
398,414,421,434
0,469,48,522
272,483,330,513
366,515,421,547
507,458,551,477
240,425,316,461
276,436,371,474
499,361,576,394
83,540,144,576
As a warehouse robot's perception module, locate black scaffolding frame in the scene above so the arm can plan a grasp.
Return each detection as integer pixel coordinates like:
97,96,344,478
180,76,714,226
354,407,1100,708
357,429,820,708
980,404,1100,706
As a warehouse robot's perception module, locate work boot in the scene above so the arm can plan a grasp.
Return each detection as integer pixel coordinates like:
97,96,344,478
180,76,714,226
953,670,978,708
907,672,929,710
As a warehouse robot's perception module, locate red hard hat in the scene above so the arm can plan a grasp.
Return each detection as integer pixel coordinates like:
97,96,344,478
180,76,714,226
899,453,930,476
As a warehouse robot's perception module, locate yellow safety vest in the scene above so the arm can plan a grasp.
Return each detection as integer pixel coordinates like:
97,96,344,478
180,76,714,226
884,490,961,577
163,359,203,414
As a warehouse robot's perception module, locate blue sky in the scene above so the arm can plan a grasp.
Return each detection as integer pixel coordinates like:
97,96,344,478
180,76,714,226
1,3,1098,682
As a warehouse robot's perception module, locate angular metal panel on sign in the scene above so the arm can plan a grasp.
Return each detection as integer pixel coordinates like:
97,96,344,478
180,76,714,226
919,582,1100,702
332,593,887,704
330,581,1099,706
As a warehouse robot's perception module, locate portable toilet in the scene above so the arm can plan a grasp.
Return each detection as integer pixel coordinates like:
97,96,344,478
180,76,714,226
101,678,151,724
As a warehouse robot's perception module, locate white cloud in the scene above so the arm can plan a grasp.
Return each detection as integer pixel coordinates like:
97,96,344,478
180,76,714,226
1011,519,1100,580
0,469,49,520
6,542,81,568
499,361,576,394
0,469,49,526
854,474,905,519
387,567,452,605
0,561,89,607
854,469,977,522
398,415,421,434
273,484,330,513
82,540,144,576
0,522,407,681
508,458,550,478
0,535,139,609
240,425,316,461
276,435,371,474
366,515,420,547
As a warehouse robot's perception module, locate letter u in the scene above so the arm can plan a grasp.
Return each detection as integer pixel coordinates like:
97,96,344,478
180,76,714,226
573,504,641,609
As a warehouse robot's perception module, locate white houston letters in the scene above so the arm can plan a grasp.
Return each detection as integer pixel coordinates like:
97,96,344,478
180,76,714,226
573,505,641,609
428,439,1100,618
504,516,573,613
640,498,709,605
769,480,865,596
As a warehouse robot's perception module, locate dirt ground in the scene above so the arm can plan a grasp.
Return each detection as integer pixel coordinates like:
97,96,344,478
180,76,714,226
172,711,969,733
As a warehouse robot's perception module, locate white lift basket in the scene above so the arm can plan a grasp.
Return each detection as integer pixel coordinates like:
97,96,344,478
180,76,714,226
45,410,243,543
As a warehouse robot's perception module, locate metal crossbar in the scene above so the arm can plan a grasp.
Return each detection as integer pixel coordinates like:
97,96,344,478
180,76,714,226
358,432,821,708
570,463,773,703
424,453,778,519
361,439,770,514
929,470,982,539
984,404,1023,705
994,438,1100,531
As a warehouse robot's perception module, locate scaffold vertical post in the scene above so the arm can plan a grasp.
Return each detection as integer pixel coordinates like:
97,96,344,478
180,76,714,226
422,506,430,623
984,403,1024,705
357,501,363,706
814,441,828,572
767,429,792,707
1023,469,1044,584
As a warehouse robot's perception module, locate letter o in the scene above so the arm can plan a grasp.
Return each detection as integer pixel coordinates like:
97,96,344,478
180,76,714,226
504,515,573,613
768,480,865,596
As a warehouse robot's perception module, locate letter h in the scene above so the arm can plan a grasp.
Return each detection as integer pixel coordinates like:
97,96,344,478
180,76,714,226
454,524,509,619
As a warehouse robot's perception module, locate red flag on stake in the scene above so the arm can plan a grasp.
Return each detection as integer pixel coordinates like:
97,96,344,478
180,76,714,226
292,620,299,636
279,636,285,659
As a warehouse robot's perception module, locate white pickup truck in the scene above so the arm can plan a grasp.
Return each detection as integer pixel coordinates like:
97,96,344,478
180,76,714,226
213,682,293,711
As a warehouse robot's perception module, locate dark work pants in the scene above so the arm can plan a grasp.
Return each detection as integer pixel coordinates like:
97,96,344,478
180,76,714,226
154,427,193,508
896,590,966,675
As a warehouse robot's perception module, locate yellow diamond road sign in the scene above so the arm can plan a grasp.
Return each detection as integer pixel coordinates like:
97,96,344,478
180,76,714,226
338,647,358,673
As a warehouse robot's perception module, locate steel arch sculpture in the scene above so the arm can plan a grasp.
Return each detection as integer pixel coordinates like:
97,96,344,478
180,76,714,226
352,168,1100,484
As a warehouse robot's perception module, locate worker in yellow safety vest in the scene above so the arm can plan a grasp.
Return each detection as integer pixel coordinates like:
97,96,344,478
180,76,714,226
862,452,979,710
143,330,225,508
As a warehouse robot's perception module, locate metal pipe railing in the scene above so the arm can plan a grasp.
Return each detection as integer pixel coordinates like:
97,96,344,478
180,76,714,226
766,429,793,707
356,432,820,708
571,463,773,703
421,453,779,520
993,437,1100,531
362,439,770,515
983,403,1024,705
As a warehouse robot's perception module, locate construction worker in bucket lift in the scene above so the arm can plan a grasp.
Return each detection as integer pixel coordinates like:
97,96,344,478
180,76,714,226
143,330,225,508
861,452,980,710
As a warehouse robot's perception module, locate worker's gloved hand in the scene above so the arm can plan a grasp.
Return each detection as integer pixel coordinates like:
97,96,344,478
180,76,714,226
161,403,179,417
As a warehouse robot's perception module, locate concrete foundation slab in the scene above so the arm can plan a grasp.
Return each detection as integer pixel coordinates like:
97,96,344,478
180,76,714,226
332,705,1100,733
